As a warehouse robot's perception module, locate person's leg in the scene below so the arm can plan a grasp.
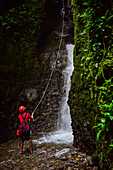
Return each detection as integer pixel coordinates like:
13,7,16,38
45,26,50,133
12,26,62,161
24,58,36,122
29,141,33,153
20,141,24,154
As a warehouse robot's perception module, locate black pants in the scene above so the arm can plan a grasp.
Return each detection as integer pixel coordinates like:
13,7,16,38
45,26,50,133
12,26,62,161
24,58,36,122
20,131,30,142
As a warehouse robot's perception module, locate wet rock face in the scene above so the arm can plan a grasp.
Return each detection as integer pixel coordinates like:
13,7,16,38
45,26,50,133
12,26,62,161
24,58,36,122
68,51,96,154
17,31,69,136
0,0,74,143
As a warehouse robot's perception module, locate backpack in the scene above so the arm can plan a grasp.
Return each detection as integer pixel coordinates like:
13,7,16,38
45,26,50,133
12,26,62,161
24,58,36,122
19,113,30,135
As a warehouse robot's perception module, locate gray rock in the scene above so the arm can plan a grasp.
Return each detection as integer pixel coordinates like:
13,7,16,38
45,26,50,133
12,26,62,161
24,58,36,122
55,148,70,157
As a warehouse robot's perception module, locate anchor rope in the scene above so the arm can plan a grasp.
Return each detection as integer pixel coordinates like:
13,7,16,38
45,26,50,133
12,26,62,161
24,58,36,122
33,4,65,113
62,0,64,8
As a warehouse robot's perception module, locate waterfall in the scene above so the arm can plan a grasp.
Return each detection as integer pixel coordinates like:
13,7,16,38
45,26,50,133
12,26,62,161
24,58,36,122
34,44,74,144
58,44,74,132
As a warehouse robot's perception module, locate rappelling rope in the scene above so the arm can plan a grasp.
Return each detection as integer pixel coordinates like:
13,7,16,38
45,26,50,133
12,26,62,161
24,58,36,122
62,0,64,9
33,5,65,113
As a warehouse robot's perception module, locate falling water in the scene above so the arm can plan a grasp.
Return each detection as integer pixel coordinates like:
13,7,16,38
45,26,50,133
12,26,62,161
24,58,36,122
34,44,75,144
58,44,75,132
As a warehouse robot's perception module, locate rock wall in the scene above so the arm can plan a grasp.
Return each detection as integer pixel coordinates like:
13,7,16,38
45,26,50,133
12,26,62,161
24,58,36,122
68,49,96,154
69,0,113,168
0,0,74,143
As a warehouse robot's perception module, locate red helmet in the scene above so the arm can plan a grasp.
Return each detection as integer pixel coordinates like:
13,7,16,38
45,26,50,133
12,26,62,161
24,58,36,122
19,106,26,113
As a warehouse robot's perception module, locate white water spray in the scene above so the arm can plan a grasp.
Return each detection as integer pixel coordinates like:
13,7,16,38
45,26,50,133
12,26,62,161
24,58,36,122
58,44,74,132
34,44,75,144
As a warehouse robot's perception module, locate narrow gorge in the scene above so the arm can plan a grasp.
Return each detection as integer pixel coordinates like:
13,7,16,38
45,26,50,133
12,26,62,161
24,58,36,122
0,0,113,169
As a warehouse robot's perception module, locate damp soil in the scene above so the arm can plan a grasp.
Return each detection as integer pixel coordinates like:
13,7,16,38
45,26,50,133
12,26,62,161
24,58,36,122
0,137,98,170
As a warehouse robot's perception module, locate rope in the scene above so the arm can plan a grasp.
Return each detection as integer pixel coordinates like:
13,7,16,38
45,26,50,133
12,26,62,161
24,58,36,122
33,9,65,113
62,0,64,8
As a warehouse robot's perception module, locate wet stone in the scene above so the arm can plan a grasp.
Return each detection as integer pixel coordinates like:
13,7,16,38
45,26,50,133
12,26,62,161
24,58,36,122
61,156,68,161
49,167,57,170
69,163,74,167
0,139,98,170
71,152,78,156
74,164,79,168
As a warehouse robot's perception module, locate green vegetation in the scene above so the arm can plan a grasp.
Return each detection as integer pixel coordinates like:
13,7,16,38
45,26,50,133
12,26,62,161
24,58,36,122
0,0,45,82
0,1,46,136
70,0,113,169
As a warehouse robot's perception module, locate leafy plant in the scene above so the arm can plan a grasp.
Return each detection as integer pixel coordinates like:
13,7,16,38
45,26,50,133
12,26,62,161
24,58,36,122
71,0,113,168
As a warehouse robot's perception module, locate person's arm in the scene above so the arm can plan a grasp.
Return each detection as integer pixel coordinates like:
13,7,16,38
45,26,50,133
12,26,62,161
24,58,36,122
31,112,34,119
28,112,34,121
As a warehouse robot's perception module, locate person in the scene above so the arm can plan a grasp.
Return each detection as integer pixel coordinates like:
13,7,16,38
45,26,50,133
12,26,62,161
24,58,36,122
18,106,34,154
61,8,69,25
61,8,65,17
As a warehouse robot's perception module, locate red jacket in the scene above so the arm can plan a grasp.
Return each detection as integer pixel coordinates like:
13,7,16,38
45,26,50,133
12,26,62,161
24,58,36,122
18,112,33,124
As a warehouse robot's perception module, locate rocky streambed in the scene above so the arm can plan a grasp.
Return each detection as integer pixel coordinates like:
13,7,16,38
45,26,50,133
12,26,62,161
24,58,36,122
0,137,98,170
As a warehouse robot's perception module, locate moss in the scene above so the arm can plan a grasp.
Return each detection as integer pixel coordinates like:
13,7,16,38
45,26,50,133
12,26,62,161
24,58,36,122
70,0,113,168
0,0,46,83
